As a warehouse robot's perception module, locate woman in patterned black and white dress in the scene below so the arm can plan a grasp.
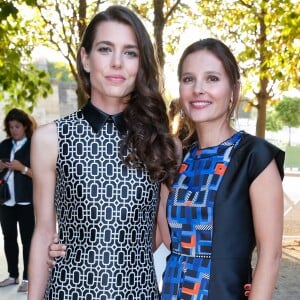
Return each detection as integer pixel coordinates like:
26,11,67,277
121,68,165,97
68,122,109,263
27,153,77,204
28,6,179,300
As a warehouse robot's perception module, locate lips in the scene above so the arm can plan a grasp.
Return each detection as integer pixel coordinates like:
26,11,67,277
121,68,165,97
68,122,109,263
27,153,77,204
105,75,125,83
190,100,212,108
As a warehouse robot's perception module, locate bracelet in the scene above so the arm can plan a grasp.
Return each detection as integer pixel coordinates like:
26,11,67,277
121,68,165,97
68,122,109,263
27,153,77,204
22,166,28,175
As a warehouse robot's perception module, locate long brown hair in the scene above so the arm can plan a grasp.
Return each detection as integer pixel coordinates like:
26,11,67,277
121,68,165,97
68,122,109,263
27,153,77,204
77,5,179,188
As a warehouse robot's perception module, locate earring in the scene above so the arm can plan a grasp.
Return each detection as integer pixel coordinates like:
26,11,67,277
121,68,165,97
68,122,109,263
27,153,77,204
228,99,236,121
180,109,185,119
84,64,89,72
229,98,233,110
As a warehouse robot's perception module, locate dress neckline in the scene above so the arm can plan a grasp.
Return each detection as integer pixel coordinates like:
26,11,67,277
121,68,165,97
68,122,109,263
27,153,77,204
81,99,127,135
189,131,244,159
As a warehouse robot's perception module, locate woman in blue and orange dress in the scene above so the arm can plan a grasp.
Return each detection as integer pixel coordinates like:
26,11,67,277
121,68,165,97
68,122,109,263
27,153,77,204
158,38,284,300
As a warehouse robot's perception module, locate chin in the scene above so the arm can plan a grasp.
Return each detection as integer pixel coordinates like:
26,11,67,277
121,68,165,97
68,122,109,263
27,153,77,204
107,89,132,99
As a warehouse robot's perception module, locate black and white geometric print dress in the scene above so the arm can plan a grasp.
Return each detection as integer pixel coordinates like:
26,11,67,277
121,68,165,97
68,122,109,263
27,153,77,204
45,101,160,300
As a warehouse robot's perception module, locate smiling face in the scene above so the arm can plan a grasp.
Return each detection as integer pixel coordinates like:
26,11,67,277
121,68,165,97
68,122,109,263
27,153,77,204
179,50,233,127
81,21,140,111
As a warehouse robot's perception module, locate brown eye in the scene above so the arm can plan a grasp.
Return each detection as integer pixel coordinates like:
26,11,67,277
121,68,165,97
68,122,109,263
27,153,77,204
208,75,219,82
124,50,138,58
98,47,111,53
182,76,193,83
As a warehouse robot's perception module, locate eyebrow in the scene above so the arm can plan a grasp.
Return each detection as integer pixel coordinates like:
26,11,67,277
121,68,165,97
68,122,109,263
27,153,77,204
181,70,222,76
95,41,139,50
205,70,222,75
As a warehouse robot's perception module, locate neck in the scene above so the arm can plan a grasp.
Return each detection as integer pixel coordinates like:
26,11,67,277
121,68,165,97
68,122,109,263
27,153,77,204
90,93,129,115
196,123,236,149
13,136,27,143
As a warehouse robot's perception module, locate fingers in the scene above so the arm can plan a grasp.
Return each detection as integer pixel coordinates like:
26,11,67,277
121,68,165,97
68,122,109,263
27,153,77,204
47,234,67,271
48,243,67,256
47,243,67,270
47,258,56,268
244,283,251,297
53,233,59,244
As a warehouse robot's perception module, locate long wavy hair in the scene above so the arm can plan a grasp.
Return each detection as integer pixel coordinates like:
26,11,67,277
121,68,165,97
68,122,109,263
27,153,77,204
177,38,241,149
4,108,35,138
77,5,179,188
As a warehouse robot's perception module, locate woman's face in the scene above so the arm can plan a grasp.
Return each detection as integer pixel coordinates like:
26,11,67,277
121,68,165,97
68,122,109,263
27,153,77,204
179,50,233,126
81,20,140,107
8,120,26,141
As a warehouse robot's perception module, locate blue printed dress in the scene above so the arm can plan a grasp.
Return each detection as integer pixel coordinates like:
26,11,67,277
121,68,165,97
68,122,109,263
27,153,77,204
161,132,243,300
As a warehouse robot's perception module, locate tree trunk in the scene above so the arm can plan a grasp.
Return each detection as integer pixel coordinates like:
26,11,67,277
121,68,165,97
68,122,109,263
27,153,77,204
75,0,88,109
255,94,267,138
153,0,165,69
255,5,268,139
78,0,87,41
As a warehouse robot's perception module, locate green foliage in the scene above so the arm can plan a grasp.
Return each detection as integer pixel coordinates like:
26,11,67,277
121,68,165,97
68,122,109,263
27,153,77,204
47,61,74,82
129,0,193,66
275,96,300,128
0,0,52,113
266,110,283,132
284,145,300,168
32,0,103,107
0,1,18,19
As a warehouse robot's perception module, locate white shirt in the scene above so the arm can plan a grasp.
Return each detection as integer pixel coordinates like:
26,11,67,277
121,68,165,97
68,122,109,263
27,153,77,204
4,137,30,206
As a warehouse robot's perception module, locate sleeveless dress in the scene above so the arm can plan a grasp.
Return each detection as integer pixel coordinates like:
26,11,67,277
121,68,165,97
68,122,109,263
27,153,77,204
161,132,243,300
44,102,160,299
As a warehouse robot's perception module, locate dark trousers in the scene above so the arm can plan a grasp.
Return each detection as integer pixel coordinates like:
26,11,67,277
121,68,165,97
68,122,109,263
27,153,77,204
0,204,35,280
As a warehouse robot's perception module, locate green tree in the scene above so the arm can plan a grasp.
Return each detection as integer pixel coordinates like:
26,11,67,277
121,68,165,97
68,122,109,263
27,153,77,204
33,0,105,108
275,96,300,145
0,0,52,113
197,0,300,138
47,61,74,82
265,110,283,132
131,0,191,69
276,96,300,128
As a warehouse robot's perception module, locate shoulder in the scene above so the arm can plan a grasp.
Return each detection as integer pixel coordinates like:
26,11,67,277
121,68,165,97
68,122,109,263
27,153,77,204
240,132,269,147
0,138,12,147
56,111,82,123
55,111,84,131
237,132,285,180
0,139,12,157
239,132,284,159
31,123,58,167
32,122,57,146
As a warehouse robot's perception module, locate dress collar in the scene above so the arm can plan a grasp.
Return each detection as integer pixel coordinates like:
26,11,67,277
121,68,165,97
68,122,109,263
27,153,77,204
81,100,127,135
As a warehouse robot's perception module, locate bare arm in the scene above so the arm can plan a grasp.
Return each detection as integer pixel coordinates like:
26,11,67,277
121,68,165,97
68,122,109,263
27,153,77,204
248,159,283,300
155,184,171,250
28,123,58,300
155,137,182,250
153,214,162,252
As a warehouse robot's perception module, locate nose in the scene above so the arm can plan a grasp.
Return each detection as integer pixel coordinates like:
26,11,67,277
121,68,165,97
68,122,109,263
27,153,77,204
111,51,122,69
194,80,206,94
